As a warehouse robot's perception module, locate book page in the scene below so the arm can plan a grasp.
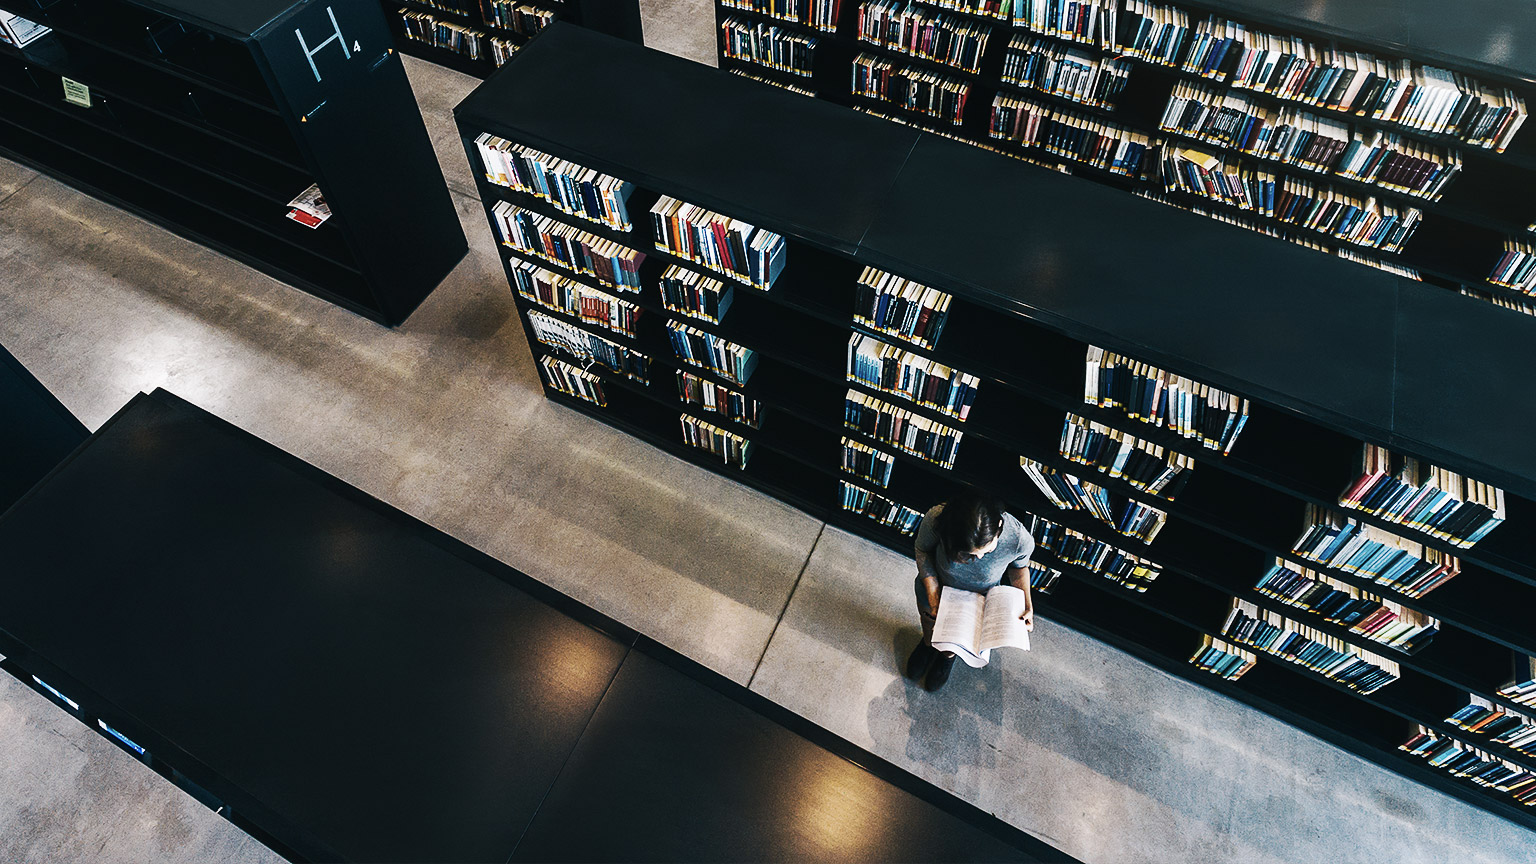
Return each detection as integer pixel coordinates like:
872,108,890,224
978,585,1031,652
931,587,989,668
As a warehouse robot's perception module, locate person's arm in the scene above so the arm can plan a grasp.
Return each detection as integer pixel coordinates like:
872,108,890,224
1004,564,1034,630
914,506,944,616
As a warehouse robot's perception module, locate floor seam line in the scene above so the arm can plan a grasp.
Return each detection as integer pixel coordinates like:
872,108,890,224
0,173,41,209
746,522,825,691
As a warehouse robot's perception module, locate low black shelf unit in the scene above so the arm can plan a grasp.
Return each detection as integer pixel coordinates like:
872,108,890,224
384,0,642,77
457,24,1536,830
0,0,466,326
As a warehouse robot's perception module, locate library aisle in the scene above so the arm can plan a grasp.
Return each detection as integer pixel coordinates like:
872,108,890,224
0,7,1532,864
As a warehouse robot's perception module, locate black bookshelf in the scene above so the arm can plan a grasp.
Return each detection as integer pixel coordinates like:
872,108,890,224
458,24,1536,830
712,0,1536,315
0,341,87,513
0,0,466,326
384,0,641,78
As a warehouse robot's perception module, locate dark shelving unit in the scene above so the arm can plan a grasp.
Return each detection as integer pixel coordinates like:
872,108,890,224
0,0,466,326
0,341,88,513
458,24,1536,830
383,0,641,78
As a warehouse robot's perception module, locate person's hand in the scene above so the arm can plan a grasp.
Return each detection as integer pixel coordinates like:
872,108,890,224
927,587,942,618
1020,606,1035,631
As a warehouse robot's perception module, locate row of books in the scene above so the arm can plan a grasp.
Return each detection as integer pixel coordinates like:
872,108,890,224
1254,558,1440,652
482,1,556,35
1447,697,1536,757
839,480,924,534
1027,559,1063,593
540,356,606,406
1400,727,1536,804
730,68,818,97
1160,82,1462,202
988,94,1154,176
678,371,762,428
400,10,515,64
721,17,817,78
1001,34,1132,109
853,266,952,350
681,414,752,468
846,333,980,420
856,1,993,74
1338,444,1506,548
511,261,642,338
1219,598,1400,693
667,321,760,386
1028,514,1162,590
473,135,636,231
650,196,787,290
1059,413,1194,500
1488,239,1536,295
1291,504,1461,599
845,390,964,468
527,310,651,381
842,436,895,486
494,202,646,292
1188,633,1258,681
1499,655,1536,708
1083,345,1248,453
719,0,843,32
1020,458,1168,543
660,265,734,325
1461,286,1536,316
852,53,971,125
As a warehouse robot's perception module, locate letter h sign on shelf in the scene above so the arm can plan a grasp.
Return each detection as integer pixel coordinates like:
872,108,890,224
295,5,352,82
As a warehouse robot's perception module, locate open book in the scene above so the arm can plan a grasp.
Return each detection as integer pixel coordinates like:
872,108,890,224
931,585,1031,668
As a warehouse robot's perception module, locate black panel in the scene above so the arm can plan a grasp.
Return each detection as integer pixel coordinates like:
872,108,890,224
132,0,297,40
0,342,88,512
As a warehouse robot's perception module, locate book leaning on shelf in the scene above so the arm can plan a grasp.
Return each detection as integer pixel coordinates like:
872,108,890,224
1447,696,1536,757
1219,598,1400,693
1011,0,1117,46
844,390,963,468
527,310,651,382
540,356,606,406
1029,514,1163,591
1027,559,1062,593
931,584,1031,668
493,202,646,292
1500,655,1536,708
661,265,734,323
1254,558,1439,651
1084,346,1248,453
667,321,760,386
988,94,1154,177
1488,239,1536,295
1401,727,1536,804
841,436,895,487
838,480,924,534
852,53,971,125
853,267,951,349
846,333,979,420
678,371,761,427
857,1,992,74
720,16,817,78
1002,34,1132,109
1338,444,1506,547
1020,458,1168,543
719,0,843,32
473,135,636,231
1059,413,1194,500
511,260,643,337
1291,503,1460,598
649,196,786,290
680,414,752,468
1189,634,1258,681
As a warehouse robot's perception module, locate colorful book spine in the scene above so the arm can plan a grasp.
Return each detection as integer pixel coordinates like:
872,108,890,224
482,1,556,34
1001,33,1131,108
844,390,963,468
1189,634,1258,680
1019,457,1168,543
1488,239,1536,295
721,16,817,77
1400,726,1536,804
841,436,895,487
1029,514,1163,591
510,260,643,337
1028,559,1063,594
1498,655,1536,708
660,265,734,324
1447,696,1536,757
1059,413,1195,500
1084,345,1249,453
649,196,787,290
846,333,979,420
838,480,924,534
1010,0,1118,47
677,372,761,427
1253,558,1440,651
539,356,606,406
492,201,646,292
989,93,1154,176
1219,598,1400,692
1290,503,1461,598
680,414,753,468
666,321,760,385
853,266,951,349
1338,444,1506,548
474,134,636,230
718,0,843,32
857,1,992,74
526,310,650,382
852,52,971,125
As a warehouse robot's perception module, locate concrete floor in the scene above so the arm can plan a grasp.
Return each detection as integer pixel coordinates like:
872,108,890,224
0,6,1532,863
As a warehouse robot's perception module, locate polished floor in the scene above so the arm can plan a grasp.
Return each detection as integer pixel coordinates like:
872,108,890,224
0,7,1531,863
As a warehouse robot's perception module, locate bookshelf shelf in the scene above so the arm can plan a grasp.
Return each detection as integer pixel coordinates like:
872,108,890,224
460,25,1536,830
380,0,642,78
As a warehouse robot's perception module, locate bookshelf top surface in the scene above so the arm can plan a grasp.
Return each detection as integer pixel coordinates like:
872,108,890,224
460,25,1536,497
130,0,302,39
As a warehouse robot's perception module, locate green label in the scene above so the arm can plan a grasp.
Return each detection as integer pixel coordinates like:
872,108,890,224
61,77,90,108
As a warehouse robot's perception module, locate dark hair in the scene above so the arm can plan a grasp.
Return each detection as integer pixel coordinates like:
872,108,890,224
936,488,1005,560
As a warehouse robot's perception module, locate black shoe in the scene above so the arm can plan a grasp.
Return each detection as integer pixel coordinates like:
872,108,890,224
923,653,956,692
905,643,939,681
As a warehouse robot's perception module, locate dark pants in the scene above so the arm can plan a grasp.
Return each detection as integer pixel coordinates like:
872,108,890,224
914,576,936,645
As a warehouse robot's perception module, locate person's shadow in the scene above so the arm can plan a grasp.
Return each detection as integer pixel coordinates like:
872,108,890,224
870,628,1008,779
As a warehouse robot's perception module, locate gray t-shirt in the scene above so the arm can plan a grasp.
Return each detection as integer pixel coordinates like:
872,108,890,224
914,505,1035,593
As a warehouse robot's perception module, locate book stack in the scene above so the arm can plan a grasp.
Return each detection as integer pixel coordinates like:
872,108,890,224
1291,504,1461,598
853,267,952,349
1028,559,1063,593
493,202,646,292
846,334,980,420
1401,727,1536,803
852,53,971,125
511,261,643,337
1276,177,1422,251
1189,634,1258,681
1219,598,1401,692
660,265,734,324
1161,84,1348,171
666,321,760,385
721,17,818,77
989,94,1155,176
401,10,483,61
719,0,843,31
473,136,636,231
839,480,925,534
1020,458,1168,543
730,69,818,97
1336,64,1527,152
1337,132,1462,201
1115,1,1192,66
844,390,964,468
540,356,607,406
1254,558,1440,651
1010,0,1117,47
1499,656,1536,708
1028,515,1163,591
1002,35,1133,109
1178,16,1254,81
650,197,788,290
1447,697,1536,757
680,415,752,468
483,1,556,34
1338,444,1507,547
677,371,761,427
1059,414,1195,500
842,436,895,486
927,0,1009,20
1488,240,1536,295
856,2,992,74
1085,346,1250,453
527,311,651,381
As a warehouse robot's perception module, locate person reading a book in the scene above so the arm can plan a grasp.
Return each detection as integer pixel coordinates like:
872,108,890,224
907,489,1035,692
